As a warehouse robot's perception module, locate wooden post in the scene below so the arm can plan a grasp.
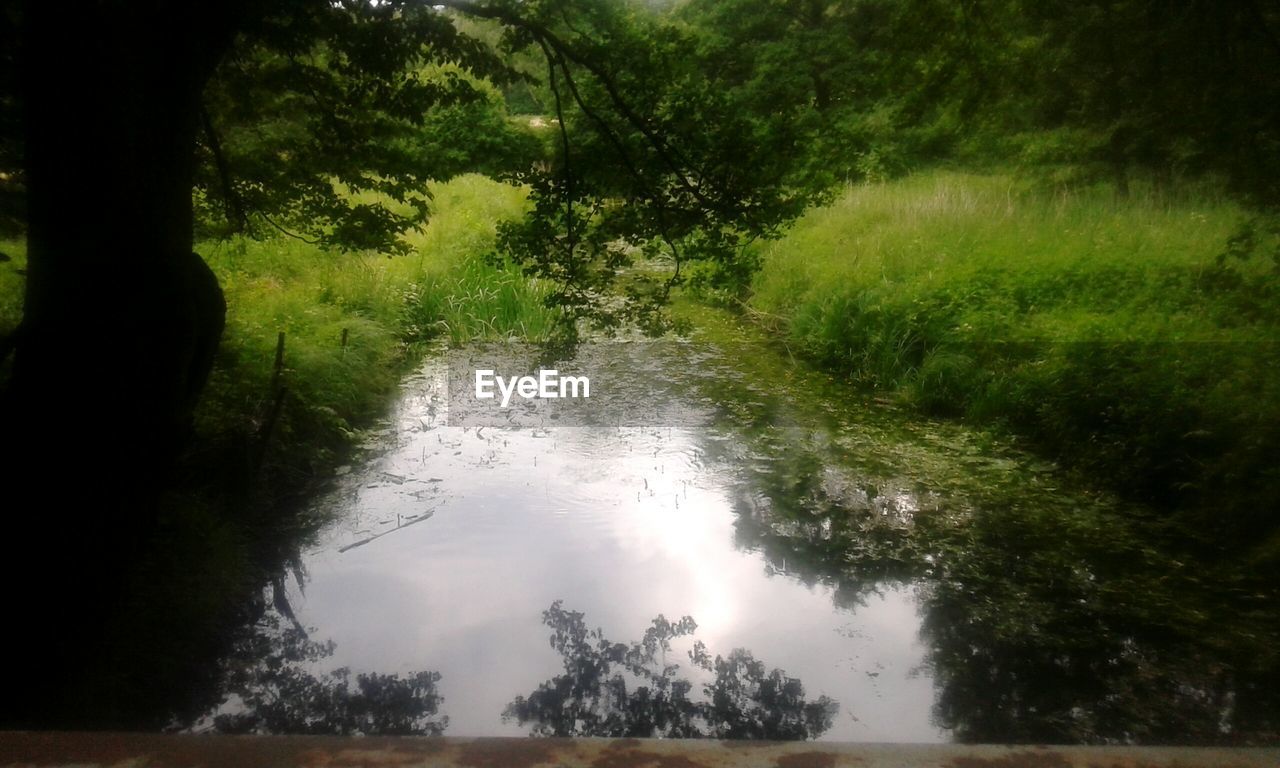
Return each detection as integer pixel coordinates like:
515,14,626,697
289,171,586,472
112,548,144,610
256,330,288,476
271,331,285,391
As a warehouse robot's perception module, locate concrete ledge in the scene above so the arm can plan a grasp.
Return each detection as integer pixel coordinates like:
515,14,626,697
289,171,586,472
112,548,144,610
2,732,1277,768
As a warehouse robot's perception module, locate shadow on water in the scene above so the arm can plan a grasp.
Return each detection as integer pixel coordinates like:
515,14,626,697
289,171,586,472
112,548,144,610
725,436,926,610
917,501,1280,744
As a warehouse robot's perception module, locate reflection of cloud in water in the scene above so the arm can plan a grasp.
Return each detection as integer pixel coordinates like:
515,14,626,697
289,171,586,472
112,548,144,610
292,362,945,741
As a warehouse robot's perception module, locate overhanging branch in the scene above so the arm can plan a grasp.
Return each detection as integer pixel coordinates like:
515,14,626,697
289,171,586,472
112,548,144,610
437,0,716,213
441,1,692,293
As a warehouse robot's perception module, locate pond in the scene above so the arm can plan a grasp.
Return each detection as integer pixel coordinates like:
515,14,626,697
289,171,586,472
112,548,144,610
201,310,1280,743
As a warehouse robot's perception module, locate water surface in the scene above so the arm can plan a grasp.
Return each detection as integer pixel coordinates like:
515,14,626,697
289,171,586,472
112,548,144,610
304,412,938,739
247,322,1279,743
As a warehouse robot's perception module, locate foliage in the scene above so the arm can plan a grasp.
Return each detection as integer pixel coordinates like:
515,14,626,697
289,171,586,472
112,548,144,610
667,0,1280,204
1005,0,1280,202
414,0,828,337
674,0,940,186
996,0,1280,200
7,0,1277,340
154,0,847,340
0,2,19,238
194,5,539,254
505,601,838,739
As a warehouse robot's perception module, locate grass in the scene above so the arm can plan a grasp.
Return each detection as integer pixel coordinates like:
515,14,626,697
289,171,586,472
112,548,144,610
747,170,1280,545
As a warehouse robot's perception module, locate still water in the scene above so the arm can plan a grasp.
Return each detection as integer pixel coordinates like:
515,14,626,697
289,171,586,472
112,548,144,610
304,427,934,739
288,338,952,741
242,320,1277,743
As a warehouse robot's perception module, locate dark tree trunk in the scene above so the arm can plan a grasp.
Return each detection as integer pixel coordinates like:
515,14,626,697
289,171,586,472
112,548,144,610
1,0,238,727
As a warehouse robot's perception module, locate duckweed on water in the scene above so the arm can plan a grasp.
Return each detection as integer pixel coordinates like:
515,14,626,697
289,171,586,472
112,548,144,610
675,301,1280,743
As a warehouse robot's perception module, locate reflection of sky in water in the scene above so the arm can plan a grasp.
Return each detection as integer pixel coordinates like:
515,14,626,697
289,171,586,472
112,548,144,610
294,359,944,742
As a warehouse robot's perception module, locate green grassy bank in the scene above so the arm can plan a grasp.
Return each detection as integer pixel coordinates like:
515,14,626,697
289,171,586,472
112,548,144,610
747,170,1280,547
192,174,556,501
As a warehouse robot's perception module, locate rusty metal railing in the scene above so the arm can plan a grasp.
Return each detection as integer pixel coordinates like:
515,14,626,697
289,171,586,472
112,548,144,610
2,733,1279,768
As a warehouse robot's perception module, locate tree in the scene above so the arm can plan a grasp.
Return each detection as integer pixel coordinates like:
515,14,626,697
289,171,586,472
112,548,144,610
2,0,817,480
441,0,824,331
675,0,900,184
1014,0,1280,201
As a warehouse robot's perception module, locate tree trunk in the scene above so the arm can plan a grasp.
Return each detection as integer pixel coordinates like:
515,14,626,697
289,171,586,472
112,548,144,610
1,0,234,727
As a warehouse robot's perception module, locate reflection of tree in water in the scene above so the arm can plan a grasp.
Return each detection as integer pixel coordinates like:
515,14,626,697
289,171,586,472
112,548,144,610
711,399,1280,744
689,354,932,605
919,501,1280,744
504,601,837,739
728,431,932,609
197,607,447,735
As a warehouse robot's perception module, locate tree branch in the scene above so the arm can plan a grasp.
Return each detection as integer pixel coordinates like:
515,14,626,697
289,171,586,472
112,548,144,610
537,37,577,264
258,212,321,245
532,27,687,294
438,0,716,212
199,104,249,233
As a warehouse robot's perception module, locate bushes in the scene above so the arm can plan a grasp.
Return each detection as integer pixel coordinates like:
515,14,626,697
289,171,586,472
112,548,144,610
749,170,1279,541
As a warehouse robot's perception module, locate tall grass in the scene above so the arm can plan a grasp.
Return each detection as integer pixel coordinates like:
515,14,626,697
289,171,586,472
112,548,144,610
196,174,555,472
749,171,1280,543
